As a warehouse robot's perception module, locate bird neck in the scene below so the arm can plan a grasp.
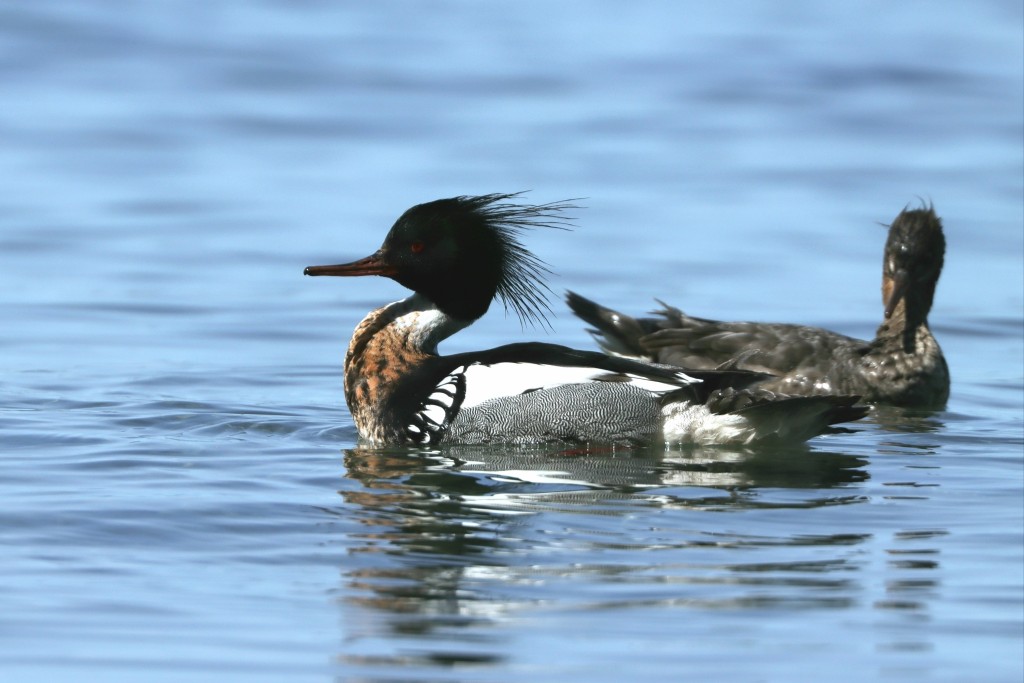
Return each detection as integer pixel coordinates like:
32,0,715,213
341,294,475,442
873,297,933,354
347,293,473,362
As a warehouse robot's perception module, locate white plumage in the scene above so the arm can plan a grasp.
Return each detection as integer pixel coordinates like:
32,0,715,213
455,361,697,409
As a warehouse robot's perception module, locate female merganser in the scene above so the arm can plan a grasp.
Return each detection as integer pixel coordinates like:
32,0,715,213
567,205,949,408
305,193,866,447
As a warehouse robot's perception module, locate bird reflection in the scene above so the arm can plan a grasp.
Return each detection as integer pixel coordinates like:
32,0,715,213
336,444,871,603
330,443,955,676
869,404,946,434
863,405,947,455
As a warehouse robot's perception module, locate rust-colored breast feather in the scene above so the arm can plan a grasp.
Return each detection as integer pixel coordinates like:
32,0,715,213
343,308,433,442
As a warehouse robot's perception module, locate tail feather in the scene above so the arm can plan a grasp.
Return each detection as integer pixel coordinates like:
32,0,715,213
565,291,655,359
714,387,868,443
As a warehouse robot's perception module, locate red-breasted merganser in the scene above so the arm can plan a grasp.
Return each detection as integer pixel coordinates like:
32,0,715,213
567,205,949,408
305,193,866,447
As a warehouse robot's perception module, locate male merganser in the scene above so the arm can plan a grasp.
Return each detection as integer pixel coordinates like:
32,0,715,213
567,205,949,408
305,193,866,447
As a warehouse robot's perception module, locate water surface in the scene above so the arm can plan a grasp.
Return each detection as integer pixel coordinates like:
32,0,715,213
1,2,1022,682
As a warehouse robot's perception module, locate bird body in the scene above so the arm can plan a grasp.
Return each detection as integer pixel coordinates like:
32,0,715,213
306,194,867,447
568,206,949,408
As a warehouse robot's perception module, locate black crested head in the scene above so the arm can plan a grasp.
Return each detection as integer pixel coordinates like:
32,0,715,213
377,193,575,326
881,204,945,321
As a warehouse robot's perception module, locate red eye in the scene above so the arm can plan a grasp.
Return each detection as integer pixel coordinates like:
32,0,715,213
410,241,425,254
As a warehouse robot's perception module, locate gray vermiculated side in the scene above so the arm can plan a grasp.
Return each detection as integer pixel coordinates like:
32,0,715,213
445,382,662,445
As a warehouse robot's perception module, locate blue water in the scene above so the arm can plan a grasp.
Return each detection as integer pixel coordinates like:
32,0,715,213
2,2,1022,681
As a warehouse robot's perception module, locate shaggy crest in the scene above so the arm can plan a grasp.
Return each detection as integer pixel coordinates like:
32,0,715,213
455,192,577,328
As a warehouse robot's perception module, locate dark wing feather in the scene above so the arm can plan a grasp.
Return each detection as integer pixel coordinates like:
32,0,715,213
642,322,860,374
442,342,769,392
568,290,868,377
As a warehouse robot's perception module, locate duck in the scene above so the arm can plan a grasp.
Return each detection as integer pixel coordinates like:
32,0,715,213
305,193,867,447
567,205,949,408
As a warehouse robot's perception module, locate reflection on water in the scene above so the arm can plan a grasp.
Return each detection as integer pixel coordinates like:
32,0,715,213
870,405,948,437
331,443,957,676
347,442,871,487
